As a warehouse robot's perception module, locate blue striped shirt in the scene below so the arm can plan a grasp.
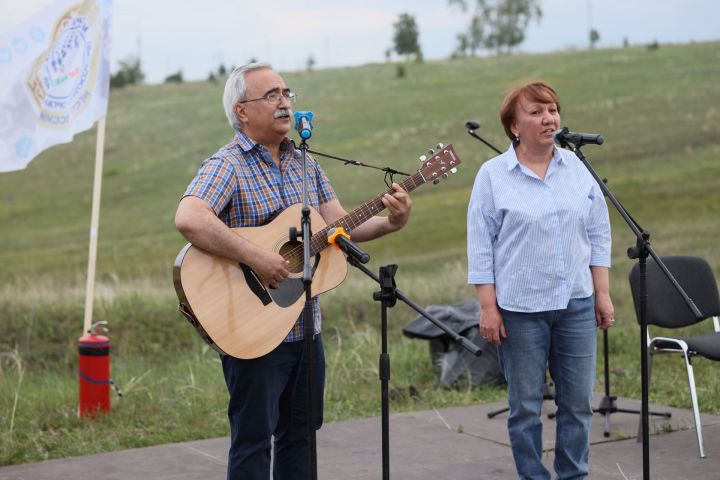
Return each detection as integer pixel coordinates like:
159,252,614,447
467,144,611,312
184,131,337,341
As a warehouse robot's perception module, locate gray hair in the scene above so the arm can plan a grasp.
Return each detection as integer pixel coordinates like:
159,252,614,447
222,62,273,131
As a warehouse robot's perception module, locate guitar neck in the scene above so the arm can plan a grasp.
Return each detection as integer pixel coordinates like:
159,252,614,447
309,171,426,256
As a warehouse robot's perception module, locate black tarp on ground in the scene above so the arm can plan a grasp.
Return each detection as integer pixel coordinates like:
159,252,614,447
403,300,504,388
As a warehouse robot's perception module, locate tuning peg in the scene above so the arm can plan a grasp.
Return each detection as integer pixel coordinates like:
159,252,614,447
433,179,441,185
418,154,427,163
442,173,449,179
436,143,444,150
450,167,457,174
428,148,435,156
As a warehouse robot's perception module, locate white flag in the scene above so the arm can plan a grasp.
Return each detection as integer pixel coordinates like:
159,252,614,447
0,0,112,172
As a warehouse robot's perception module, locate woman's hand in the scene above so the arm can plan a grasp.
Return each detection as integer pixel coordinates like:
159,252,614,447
480,304,507,346
595,292,615,329
591,267,614,329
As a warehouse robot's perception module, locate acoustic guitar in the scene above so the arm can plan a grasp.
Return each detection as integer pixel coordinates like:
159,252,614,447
173,144,461,359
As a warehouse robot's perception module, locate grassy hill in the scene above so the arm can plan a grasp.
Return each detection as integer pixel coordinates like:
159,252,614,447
2,41,719,284
1,41,720,465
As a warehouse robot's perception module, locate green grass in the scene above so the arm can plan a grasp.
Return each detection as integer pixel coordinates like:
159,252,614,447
2,41,720,465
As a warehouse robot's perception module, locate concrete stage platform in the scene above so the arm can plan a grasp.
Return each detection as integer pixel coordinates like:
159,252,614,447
2,393,719,479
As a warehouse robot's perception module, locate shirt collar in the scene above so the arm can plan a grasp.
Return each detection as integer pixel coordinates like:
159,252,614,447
234,130,294,154
504,143,565,172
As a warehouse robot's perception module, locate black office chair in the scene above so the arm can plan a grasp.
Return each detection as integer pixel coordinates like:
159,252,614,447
628,255,720,458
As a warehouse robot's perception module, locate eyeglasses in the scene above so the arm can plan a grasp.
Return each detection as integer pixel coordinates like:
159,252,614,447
238,90,297,105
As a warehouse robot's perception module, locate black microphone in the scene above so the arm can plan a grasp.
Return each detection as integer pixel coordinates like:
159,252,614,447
327,227,370,264
554,127,604,147
465,120,480,130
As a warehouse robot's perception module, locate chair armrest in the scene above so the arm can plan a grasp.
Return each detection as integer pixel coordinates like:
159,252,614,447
649,336,689,354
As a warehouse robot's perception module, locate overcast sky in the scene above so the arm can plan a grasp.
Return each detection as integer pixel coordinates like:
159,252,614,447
2,0,719,83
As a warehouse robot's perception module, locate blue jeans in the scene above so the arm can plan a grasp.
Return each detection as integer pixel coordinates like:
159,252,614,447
221,335,325,480
498,296,597,480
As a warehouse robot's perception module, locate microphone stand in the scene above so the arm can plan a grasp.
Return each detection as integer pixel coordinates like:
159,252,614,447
589,179,672,437
340,246,481,480
296,136,318,480
560,137,703,480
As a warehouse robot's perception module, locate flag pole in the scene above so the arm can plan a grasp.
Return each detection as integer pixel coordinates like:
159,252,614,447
82,116,107,334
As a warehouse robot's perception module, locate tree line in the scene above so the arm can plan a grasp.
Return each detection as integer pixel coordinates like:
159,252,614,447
392,0,543,62
110,0,631,86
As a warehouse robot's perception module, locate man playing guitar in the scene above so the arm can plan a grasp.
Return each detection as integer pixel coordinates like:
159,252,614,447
174,62,412,480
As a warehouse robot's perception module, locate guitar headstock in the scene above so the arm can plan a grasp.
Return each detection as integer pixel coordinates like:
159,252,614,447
417,143,461,185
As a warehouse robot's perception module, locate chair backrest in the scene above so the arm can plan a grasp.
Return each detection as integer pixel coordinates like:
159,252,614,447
628,256,720,328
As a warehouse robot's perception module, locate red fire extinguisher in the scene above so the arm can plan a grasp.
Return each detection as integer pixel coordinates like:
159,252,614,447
78,321,111,417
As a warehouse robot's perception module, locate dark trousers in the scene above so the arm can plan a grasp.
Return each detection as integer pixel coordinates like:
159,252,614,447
221,335,325,480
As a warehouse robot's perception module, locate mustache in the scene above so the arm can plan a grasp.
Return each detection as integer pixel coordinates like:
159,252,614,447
274,109,291,119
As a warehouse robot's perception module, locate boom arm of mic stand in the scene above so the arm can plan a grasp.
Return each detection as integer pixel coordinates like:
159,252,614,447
569,144,702,319
467,129,503,155
307,149,412,176
346,256,482,356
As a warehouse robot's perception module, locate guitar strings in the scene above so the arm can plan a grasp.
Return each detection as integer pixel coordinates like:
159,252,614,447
280,173,424,271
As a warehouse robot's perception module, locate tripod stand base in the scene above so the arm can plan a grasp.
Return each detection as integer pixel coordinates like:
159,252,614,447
594,395,671,438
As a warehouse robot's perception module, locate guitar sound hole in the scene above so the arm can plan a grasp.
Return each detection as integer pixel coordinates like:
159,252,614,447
279,241,304,274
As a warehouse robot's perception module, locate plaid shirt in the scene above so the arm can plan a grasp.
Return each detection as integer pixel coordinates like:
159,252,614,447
183,131,337,342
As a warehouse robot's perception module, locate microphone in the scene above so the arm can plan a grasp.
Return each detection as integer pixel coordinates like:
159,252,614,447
327,227,370,264
554,127,604,147
294,111,314,140
465,120,480,130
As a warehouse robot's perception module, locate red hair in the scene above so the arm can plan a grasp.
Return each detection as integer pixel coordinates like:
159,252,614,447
499,81,561,142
